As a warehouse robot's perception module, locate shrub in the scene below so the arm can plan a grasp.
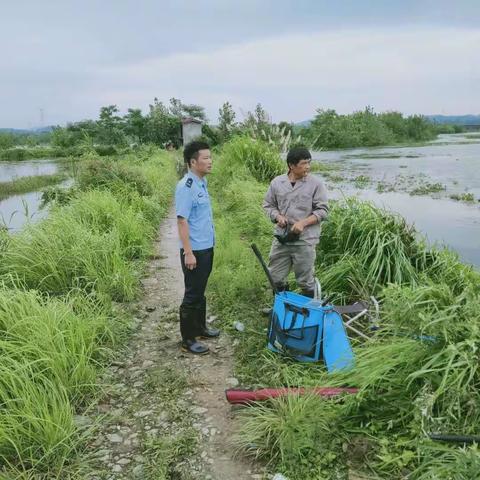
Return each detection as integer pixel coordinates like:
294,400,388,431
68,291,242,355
221,136,284,183
78,158,153,196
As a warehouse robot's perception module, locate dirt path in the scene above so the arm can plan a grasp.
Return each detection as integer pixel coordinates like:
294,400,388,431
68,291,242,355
85,208,264,479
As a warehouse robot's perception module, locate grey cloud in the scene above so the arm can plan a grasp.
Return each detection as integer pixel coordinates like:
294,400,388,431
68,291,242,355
1,1,479,127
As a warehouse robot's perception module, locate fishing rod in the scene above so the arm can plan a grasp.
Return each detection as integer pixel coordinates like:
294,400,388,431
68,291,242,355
429,433,480,444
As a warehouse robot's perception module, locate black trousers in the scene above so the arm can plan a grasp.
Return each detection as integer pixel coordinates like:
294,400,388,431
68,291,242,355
179,248,214,341
180,247,214,307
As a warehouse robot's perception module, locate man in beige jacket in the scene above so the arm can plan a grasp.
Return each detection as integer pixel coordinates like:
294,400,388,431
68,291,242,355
262,147,328,297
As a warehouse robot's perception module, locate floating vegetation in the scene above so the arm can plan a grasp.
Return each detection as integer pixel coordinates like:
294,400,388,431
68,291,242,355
353,175,371,188
325,174,344,183
344,152,421,160
410,182,446,196
310,161,343,173
0,174,66,201
449,192,476,203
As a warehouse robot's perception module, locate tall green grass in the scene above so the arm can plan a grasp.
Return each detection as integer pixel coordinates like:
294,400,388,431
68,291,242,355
411,444,480,479
0,149,176,477
207,137,480,478
234,394,347,479
218,136,284,183
0,289,118,472
317,198,421,292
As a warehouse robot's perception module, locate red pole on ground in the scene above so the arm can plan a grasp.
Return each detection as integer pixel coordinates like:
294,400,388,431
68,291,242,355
225,387,358,405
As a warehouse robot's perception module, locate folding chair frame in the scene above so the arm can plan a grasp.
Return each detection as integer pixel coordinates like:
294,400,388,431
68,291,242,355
332,297,379,340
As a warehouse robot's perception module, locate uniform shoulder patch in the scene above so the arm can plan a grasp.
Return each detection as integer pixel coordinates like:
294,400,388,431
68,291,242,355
185,178,193,188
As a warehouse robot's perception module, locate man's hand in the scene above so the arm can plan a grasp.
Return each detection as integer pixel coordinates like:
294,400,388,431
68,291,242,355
184,251,197,270
275,214,288,227
291,220,306,234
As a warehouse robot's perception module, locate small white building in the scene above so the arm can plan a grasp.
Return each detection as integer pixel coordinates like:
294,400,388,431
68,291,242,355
181,117,203,145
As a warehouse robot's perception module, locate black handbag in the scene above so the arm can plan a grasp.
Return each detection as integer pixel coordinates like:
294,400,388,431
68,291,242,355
274,224,300,244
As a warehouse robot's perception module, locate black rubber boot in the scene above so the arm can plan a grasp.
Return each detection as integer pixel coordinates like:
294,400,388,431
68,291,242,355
197,298,220,339
179,305,209,354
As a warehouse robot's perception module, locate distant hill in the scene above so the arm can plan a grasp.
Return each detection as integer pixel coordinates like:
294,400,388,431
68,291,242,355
295,120,311,128
426,115,480,125
0,126,55,134
0,128,31,134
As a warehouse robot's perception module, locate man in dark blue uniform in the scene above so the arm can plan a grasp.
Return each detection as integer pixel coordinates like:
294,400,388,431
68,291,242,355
175,140,220,354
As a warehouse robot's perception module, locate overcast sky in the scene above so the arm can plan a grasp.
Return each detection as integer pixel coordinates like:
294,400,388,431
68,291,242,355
1,0,479,128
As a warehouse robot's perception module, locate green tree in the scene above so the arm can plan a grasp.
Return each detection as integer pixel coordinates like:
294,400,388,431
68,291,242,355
0,132,15,149
218,101,237,140
168,97,183,118
124,108,147,143
405,114,435,141
169,97,206,121
308,109,348,148
50,127,75,148
145,98,181,146
182,103,206,121
97,105,127,145
50,123,90,148
378,111,408,140
352,106,394,146
25,134,40,147
306,107,435,149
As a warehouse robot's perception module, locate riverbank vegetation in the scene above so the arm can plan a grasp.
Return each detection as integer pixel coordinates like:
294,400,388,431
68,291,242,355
304,107,439,149
2,100,458,163
0,173,66,200
208,136,480,479
0,130,52,149
0,148,176,477
0,144,131,161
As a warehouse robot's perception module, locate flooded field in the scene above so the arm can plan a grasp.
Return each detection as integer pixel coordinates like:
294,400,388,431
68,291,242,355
0,191,49,231
0,158,59,182
0,158,71,231
313,133,480,267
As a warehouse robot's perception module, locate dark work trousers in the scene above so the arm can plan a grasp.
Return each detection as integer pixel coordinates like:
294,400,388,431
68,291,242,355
179,248,214,340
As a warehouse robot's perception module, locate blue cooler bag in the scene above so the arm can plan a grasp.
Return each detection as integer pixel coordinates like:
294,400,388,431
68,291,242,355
268,291,324,362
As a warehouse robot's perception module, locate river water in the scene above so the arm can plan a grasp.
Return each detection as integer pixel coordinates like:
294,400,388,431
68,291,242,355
312,133,480,267
0,191,49,231
0,159,62,232
1,137,479,267
0,158,59,183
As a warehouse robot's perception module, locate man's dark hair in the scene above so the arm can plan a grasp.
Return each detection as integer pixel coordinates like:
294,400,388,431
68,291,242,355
183,140,210,166
286,146,312,167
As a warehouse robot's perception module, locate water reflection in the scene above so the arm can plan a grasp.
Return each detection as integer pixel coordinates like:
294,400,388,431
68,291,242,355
0,159,59,182
0,191,48,232
313,134,480,267
0,159,74,231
